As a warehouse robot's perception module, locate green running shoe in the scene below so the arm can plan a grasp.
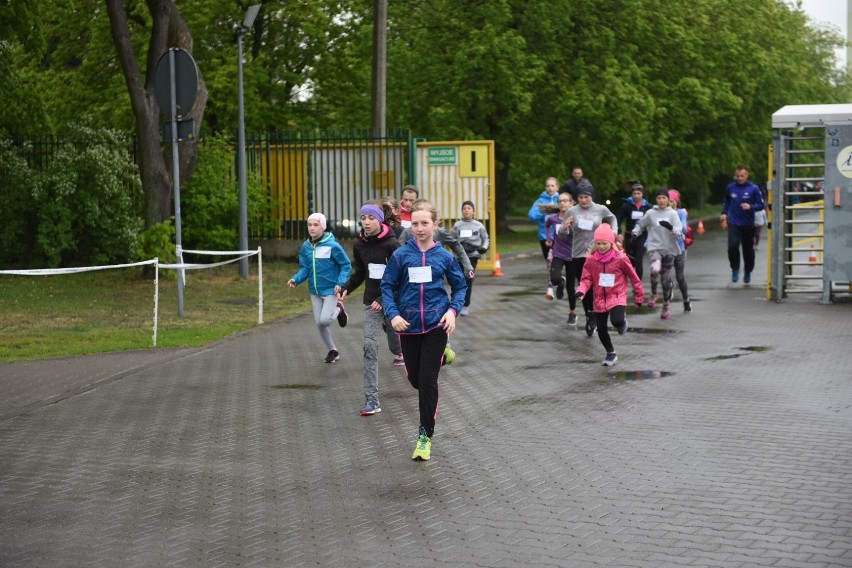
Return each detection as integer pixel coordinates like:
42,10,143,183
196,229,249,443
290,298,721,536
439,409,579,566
442,345,455,366
412,428,432,461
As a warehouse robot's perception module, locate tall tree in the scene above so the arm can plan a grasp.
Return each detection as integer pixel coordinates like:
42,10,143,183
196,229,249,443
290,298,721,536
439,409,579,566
106,0,208,228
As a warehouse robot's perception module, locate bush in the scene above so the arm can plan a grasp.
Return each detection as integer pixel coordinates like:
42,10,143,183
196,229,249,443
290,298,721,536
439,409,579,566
0,124,143,268
182,134,276,253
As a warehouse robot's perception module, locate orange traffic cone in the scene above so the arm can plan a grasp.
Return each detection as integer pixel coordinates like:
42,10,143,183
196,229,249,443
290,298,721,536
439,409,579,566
808,244,818,264
697,219,705,234
491,254,504,277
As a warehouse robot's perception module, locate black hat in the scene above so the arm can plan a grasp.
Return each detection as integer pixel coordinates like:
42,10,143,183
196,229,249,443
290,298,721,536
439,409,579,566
655,187,670,198
461,200,475,210
577,180,595,196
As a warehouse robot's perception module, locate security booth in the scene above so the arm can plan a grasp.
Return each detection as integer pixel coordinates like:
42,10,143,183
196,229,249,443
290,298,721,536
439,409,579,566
770,104,852,303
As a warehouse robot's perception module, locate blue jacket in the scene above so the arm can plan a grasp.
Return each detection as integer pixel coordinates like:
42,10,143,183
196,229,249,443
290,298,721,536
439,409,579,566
528,191,559,241
723,181,765,227
380,239,467,334
291,232,352,296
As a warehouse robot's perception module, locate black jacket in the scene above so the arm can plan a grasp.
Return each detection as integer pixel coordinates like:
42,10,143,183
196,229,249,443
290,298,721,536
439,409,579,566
343,223,399,305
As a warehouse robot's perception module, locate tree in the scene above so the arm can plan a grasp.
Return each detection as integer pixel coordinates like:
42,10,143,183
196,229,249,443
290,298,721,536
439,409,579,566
106,0,208,229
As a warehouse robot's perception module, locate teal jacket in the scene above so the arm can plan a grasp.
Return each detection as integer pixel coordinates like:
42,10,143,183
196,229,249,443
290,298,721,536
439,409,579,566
291,232,352,296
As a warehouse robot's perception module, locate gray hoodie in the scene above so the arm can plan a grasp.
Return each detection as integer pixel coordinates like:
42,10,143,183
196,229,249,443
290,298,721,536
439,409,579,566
632,206,682,256
567,202,617,258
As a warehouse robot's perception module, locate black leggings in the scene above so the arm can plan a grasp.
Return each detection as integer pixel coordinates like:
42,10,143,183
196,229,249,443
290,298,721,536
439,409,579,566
595,306,627,354
401,328,448,438
549,256,577,311
463,258,479,307
571,257,594,315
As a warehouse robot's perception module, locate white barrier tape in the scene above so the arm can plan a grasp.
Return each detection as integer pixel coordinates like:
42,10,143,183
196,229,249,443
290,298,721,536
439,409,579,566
0,259,158,276
182,249,259,256
159,252,255,271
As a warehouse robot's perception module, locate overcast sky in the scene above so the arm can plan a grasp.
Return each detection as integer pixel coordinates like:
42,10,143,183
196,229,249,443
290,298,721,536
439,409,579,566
798,0,848,68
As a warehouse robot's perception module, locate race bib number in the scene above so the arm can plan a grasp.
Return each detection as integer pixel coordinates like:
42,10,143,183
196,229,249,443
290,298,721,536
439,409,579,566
401,220,412,229
598,273,615,287
631,210,643,220
578,219,594,231
315,246,332,259
368,263,386,279
408,266,432,283
459,229,473,238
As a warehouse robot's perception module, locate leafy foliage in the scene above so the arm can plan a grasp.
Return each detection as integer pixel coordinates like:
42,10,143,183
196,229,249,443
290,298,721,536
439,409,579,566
0,123,143,268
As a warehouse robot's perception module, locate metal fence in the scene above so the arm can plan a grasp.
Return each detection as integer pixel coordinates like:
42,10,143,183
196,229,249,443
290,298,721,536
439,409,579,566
248,128,413,239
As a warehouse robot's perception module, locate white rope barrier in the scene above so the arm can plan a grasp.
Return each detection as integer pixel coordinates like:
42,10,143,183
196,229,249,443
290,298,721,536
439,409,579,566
1,247,265,347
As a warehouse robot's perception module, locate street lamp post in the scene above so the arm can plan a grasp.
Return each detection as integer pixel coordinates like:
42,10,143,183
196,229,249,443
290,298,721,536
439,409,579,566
236,4,261,279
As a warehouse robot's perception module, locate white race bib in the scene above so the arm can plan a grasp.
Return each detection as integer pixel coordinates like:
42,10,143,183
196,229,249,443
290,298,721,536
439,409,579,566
401,220,412,229
459,229,473,238
631,210,644,220
598,273,615,287
368,263,386,279
578,219,594,231
408,266,432,283
315,246,332,259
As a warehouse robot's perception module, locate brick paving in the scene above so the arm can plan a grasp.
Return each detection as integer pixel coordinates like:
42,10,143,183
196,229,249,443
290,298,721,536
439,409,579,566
1,228,851,567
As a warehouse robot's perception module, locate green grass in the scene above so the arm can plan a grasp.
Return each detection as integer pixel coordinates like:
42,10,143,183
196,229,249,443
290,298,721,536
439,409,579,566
0,260,363,363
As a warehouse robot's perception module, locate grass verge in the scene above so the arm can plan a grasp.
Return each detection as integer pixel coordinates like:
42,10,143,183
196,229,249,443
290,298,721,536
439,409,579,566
0,260,362,363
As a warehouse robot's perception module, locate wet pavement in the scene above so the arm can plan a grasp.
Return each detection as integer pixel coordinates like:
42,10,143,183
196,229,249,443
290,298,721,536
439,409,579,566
1,227,851,567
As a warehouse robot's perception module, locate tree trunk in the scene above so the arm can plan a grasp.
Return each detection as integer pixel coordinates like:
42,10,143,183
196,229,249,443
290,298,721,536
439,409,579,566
106,0,207,229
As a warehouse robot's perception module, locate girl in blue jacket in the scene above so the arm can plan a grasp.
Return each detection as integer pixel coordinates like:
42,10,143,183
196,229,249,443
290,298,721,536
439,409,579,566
381,201,467,461
288,213,352,364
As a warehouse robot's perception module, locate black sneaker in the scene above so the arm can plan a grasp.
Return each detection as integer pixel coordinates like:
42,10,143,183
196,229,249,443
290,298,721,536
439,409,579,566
683,299,692,312
336,302,348,328
567,313,578,326
585,314,597,337
324,349,340,363
556,276,566,300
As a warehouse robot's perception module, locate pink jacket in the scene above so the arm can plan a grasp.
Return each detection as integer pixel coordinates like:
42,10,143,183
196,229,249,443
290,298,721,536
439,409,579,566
576,251,644,313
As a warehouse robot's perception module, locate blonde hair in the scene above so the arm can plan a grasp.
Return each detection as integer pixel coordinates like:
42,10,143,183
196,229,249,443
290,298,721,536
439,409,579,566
410,198,439,224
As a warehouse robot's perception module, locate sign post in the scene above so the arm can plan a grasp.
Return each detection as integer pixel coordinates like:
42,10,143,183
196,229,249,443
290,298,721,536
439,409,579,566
154,47,199,317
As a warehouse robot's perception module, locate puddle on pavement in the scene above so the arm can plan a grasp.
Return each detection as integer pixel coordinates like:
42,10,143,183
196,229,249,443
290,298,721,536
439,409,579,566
705,354,744,360
270,384,322,390
739,346,772,352
498,289,539,299
627,327,683,334
612,370,673,381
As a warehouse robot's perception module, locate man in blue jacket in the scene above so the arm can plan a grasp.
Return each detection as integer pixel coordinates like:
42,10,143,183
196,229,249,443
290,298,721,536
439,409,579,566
721,164,765,284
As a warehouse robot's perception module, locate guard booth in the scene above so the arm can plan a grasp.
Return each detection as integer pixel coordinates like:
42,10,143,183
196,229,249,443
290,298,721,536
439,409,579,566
770,104,852,303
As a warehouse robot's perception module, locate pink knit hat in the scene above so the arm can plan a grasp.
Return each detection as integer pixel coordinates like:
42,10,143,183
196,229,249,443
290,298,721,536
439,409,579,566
668,189,681,204
307,212,327,231
593,224,615,243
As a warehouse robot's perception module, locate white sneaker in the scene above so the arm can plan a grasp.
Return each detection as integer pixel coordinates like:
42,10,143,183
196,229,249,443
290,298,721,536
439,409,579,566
545,287,554,300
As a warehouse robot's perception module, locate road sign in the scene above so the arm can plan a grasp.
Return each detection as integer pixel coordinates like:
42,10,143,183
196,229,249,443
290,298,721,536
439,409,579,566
153,48,199,116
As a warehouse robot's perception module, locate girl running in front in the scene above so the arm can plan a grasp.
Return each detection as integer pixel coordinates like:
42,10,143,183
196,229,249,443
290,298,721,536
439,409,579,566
339,200,402,416
575,224,644,366
381,202,467,461
288,213,352,363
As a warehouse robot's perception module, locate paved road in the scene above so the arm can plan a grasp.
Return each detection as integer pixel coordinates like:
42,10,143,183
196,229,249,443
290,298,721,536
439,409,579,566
1,227,851,567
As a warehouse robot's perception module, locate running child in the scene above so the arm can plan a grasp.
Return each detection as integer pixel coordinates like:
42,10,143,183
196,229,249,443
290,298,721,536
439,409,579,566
451,200,490,316
575,224,644,366
288,213,352,363
667,189,692,312
381,202,467,461
632,188,683,319
339,201,402,416
545,192,579,325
